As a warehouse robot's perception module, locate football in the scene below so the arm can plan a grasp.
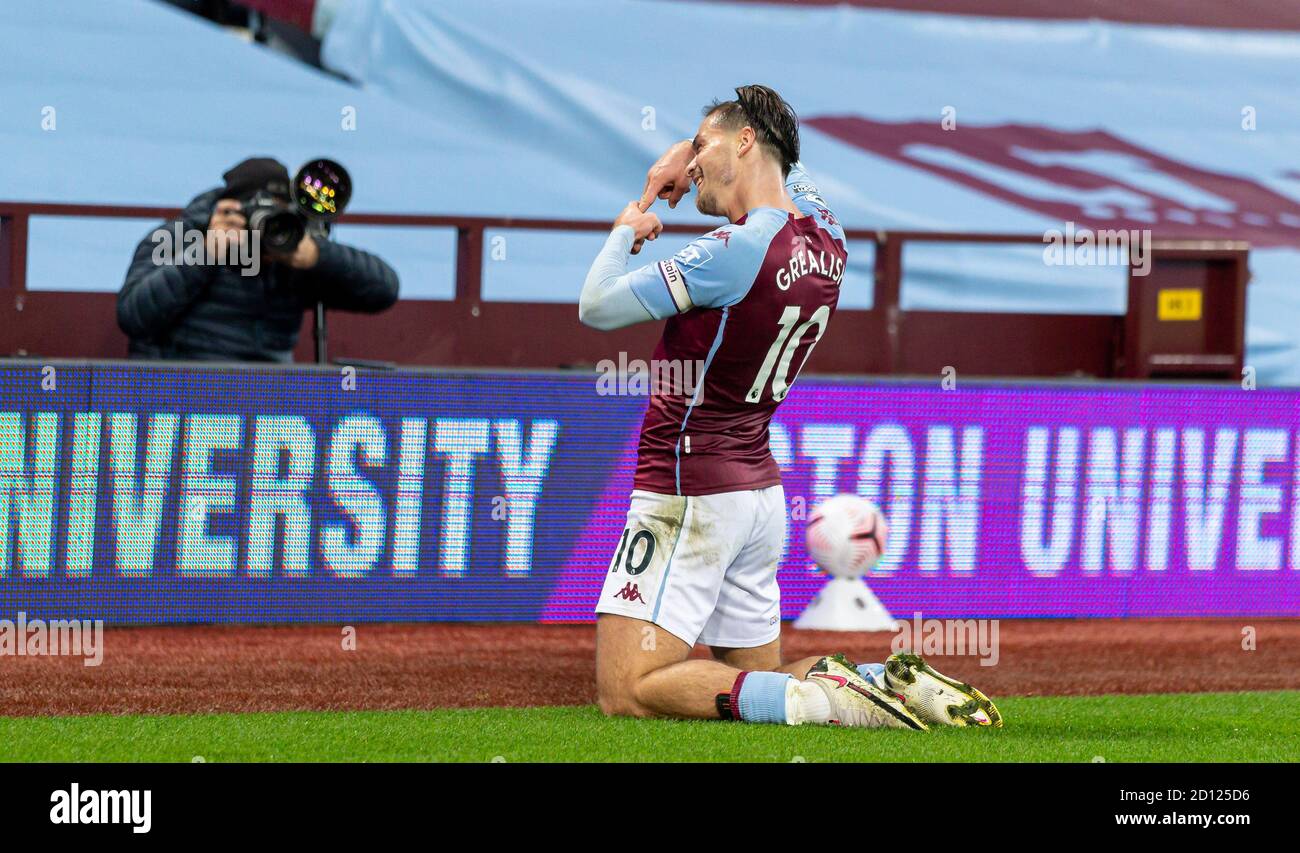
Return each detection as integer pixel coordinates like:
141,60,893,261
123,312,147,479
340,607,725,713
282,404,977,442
804,493,889,578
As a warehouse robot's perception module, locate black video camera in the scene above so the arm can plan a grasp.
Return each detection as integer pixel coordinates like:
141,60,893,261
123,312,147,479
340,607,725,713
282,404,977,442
242,159,352,253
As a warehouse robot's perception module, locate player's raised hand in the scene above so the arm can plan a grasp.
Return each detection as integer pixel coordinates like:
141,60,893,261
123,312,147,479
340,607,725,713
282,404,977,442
638,139,696,211
614,201,663,255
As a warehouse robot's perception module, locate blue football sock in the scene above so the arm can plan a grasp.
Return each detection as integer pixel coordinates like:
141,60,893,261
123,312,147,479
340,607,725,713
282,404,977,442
857,662,886,688
734,671,793,724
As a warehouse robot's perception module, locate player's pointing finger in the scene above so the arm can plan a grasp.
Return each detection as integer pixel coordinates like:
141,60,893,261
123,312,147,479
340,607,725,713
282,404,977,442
637,183,660,212
667,182,689,209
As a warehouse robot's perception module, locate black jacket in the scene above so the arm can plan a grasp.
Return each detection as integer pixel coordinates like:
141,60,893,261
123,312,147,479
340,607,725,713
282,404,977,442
118,188,400,361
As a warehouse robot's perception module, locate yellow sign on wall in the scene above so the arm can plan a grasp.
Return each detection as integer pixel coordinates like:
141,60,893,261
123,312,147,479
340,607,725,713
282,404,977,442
1157,289,1202,321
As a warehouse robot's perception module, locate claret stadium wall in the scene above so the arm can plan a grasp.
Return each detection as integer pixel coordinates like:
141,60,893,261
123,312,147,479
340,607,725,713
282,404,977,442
1,360,1297,623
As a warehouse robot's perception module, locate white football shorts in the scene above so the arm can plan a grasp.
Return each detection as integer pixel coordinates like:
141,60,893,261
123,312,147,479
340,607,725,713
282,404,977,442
595,485,786,648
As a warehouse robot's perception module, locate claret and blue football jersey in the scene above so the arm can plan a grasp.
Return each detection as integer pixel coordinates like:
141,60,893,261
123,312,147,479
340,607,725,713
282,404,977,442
624,164,847,496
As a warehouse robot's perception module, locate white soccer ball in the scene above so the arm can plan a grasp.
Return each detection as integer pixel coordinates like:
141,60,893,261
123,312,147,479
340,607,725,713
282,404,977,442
805,494,889,579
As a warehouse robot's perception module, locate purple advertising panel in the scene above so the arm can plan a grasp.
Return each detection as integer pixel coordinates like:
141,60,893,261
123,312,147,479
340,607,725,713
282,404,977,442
544,380,1300,621
1,362,1297,622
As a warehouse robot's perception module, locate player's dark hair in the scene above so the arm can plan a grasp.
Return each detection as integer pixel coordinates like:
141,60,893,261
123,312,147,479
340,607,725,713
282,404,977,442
703,84,800,177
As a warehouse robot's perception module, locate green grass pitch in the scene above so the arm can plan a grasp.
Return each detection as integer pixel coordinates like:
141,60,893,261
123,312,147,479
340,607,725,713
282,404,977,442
2,691,1297,762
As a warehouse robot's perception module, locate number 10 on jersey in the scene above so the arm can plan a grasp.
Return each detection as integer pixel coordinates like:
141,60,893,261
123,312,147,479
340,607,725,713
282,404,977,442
745,305,830,403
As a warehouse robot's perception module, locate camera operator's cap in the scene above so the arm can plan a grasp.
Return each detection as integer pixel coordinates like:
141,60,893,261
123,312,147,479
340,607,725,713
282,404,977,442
220,157,292,201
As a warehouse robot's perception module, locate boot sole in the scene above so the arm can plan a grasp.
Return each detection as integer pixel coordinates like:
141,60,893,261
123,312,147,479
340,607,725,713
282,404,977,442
886,653,1004,728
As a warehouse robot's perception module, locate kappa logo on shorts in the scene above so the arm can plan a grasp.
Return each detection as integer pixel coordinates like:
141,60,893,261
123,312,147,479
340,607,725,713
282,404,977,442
612,582,646,604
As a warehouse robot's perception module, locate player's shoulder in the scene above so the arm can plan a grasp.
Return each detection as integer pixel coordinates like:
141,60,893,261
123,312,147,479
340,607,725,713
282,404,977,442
662,210,792,309
669,211,784,274
690,209,787,257
731,207,790,242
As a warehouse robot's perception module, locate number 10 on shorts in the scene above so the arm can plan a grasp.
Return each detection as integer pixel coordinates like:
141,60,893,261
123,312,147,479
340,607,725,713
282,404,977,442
609,528,656,576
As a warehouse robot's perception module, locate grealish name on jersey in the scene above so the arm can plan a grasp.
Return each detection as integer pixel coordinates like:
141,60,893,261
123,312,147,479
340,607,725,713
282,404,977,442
775,243,845,291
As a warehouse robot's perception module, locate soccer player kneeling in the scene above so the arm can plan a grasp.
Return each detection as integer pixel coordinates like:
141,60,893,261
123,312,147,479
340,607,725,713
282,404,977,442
578,85,1000,729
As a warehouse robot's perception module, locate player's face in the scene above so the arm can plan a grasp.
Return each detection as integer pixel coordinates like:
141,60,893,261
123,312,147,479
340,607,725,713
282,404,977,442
688,119,736,217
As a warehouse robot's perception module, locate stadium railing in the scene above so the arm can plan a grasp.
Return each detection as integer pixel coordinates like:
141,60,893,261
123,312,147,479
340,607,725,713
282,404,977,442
0,201,1248,379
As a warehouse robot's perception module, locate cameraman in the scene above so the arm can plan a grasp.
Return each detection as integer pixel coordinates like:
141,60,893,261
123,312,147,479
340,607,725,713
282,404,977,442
118,157,399,361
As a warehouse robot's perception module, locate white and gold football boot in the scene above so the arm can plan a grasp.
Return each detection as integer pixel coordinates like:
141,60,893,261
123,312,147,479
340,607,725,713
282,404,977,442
806,654,928,731
883,652,1003,728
